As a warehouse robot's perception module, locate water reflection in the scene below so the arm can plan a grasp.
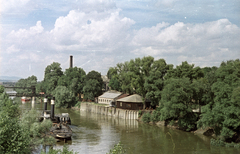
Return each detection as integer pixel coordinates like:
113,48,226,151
20,102,240,154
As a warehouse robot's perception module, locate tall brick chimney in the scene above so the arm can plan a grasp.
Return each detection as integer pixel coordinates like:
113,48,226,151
70,55,73,68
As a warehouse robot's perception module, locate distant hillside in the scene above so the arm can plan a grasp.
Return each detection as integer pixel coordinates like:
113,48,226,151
0,76,22,82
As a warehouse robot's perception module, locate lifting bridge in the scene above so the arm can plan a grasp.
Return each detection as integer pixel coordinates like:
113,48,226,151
4,86,42,97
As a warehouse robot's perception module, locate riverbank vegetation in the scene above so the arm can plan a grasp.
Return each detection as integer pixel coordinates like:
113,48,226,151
14,56,240,146
106,57,240,146
107,142,126,154
0,90,56,153
122,58,240,146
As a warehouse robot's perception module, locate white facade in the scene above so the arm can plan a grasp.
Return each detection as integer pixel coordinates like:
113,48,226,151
98,90,122,104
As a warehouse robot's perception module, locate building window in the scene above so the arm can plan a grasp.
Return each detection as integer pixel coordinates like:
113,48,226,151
120,102,122,107
126,104,131,108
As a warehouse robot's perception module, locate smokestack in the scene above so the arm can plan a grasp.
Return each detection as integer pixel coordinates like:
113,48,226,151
70,55,73,68
44,97,47,111
51,97,55,119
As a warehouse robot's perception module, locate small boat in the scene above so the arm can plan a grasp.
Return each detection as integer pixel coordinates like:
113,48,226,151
49,123,72,142
21,96,30,102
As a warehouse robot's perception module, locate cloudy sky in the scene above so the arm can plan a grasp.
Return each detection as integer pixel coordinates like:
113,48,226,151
1,0,239,81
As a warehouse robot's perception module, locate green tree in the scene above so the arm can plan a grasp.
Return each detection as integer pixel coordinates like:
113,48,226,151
43,62,63,94
83,71,103,101
20,109,55,149
0,85,4,94
36,80,47,94
58,67,86,96
107,67,118,80
165,61,204,81
160,78,198,131
53,86,75,108
83,79,101,101
144,59,170,106
198,59,240,141
108,76,121,91
0,93,30,153
15,75,37,94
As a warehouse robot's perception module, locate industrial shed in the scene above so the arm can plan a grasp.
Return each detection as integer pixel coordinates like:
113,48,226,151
116,94,144,110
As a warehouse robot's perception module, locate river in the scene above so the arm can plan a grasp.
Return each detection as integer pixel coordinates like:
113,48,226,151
21,102,240,154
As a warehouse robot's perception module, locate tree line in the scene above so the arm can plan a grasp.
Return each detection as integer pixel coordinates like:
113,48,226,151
14,57,240,144
15,62,103,108
107,56,240,145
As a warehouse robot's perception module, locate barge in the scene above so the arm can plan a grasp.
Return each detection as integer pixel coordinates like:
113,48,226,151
41,97,72,142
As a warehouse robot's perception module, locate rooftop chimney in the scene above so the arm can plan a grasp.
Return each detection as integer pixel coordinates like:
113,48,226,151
70,55,73,68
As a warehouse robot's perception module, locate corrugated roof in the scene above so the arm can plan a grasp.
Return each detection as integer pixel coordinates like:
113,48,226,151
117,94,143,103
117,93,129,100
98,90,122,99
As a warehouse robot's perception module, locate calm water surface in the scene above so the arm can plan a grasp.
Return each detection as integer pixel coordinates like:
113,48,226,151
21,102,240,154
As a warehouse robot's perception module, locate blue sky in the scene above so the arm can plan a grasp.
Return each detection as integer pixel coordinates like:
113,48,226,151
1,0,240,81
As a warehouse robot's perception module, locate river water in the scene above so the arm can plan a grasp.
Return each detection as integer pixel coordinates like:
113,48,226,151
21,102,240,154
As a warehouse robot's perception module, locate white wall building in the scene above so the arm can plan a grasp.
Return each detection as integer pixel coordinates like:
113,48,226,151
98,90,122,105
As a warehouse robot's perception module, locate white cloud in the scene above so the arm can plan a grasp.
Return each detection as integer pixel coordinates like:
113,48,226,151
1,8,135,79
131,19,240,66
6,45,20,54
48,9,135,52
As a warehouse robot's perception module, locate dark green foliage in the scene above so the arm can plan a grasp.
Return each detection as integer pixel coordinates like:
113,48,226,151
210,138,240,148
15,75,37,94
41,144,78,154
43,62,63,94
0,85,4,94
74,101,81,108
83,79,100,101
107,142,126,154
0,93,30,153
20,109,55,148
160,78,197,131
53,86,75,108
144,59,169,106
39,63,86,107
138,110,142,118
150,110,161,122
141,112,151,123
58,67,86,97
165,61,204,81
107,67,118,80
198,59,240,141
83,71,103,101
108,77,121,91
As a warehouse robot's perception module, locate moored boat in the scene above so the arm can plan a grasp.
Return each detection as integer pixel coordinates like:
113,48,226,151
21,96,31,102
49,123,72,142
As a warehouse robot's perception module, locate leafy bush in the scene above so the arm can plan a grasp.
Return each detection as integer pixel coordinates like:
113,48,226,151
138,110,142,118
141,113,151,123
74,101,81,108
41,144,78,154
210,138,240,148
107,142,126,154
0,93,30,153
150,110,161,122
168,120,175,126
53,86,75,108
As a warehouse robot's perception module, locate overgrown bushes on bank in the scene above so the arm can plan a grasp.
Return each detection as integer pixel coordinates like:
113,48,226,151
211,138,240,148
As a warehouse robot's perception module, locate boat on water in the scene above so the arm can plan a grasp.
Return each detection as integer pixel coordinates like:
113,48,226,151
49,123,72,142
21,96,31,102
41,97,73,142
